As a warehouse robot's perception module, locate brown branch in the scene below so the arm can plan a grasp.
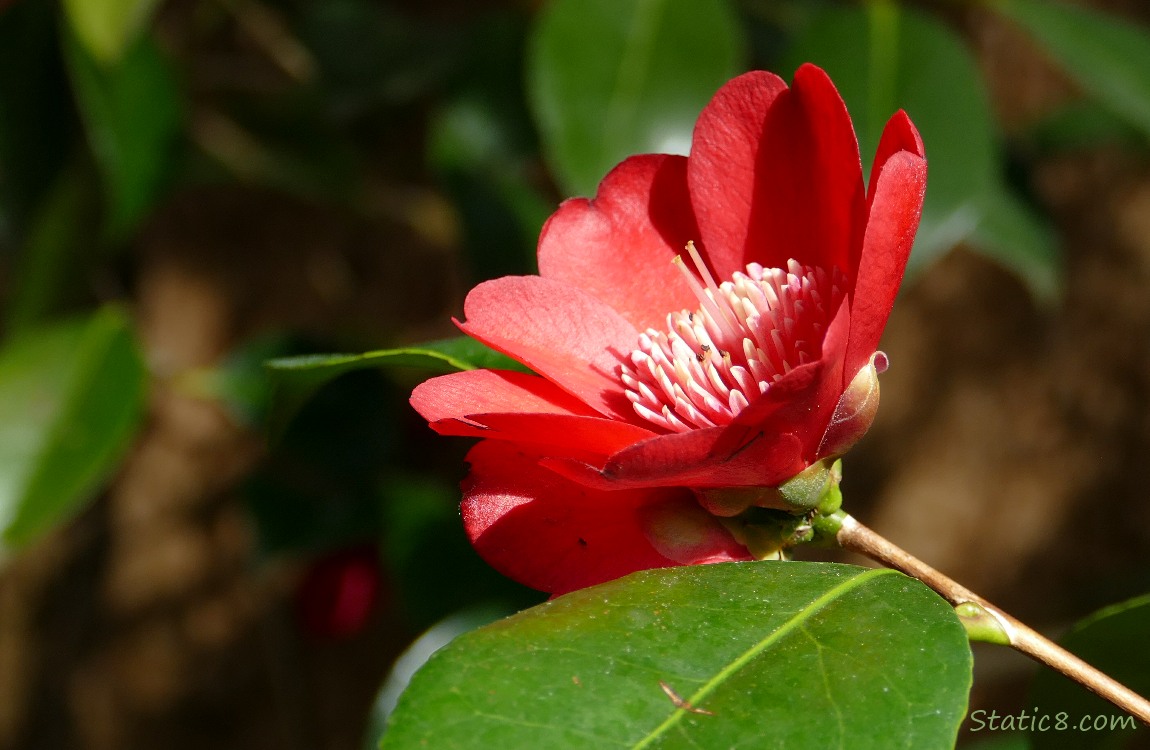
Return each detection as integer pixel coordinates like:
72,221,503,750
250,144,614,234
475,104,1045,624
836,514,1150,726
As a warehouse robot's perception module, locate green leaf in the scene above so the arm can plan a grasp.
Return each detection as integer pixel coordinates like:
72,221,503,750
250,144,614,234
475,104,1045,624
784,4,1061,299
1027,593,1150,748
381,561,972,748
63,25,182,236
367,604,523,748
994,0,1150,143
61,0,160,65
0,306,147,552
264,336,526,440
527,0,745,197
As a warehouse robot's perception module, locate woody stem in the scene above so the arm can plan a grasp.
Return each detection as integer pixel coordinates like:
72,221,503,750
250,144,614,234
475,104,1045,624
835,514,1150,725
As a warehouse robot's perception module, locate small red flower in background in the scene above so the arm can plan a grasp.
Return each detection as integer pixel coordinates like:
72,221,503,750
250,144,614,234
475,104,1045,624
411,64,926,597
295,544,384,639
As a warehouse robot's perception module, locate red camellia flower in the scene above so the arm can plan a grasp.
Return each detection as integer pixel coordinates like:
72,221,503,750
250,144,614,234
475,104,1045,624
411,64,926,596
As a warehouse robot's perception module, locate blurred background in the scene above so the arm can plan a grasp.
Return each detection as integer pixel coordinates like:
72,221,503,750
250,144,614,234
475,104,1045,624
0,0,1148,747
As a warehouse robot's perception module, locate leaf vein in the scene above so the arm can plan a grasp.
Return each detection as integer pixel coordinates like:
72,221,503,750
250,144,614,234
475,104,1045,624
629,567,898,748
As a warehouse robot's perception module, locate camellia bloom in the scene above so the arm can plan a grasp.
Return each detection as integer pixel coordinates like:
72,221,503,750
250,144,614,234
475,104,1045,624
411,64,926,596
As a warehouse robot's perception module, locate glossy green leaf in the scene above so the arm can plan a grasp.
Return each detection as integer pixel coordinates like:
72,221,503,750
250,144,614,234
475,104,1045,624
994,0,1150,143
527,0,745,197
61,0,159,64
0,307,147,553
367,604,522,748
63,25,182,236
265,336,526,439
784,5,1060,299
1027,594,1150,749
381,561,972,748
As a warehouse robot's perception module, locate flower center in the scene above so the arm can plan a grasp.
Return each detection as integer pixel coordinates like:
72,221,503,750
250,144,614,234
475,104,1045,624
620,242,845,433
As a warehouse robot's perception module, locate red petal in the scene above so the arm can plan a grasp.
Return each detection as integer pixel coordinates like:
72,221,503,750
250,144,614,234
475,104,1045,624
708,299,849,463
411,369,598,424
846,114,926,379
687,70,787,280
712,345,842,462
434,412,656,457
413,369,651,455
544,359,838,490
690,64,865,279
866,110,926,206
545,427,805,491
457,276,639,421
806,299,851,454
537,154,698,331
462,441,747,596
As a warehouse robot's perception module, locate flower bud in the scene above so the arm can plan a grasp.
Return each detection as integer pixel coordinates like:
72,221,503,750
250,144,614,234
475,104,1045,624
817,351,886,458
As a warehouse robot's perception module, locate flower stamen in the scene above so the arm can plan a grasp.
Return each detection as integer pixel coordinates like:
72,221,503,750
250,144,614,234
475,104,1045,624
621,243,845,433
